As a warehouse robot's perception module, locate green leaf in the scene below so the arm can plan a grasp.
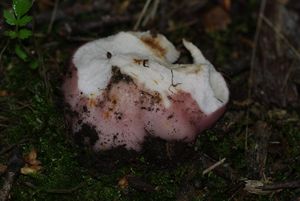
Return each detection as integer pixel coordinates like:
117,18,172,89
30,60,39,69
13,0,32,18
18,28,32,39
3,9,17,25
17,15,32,26
15,45,28,61
4,30,18,39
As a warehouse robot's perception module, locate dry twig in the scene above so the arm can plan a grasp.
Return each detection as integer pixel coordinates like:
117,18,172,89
202,158,226,175
47,0,60,34
258,180,300,191
134,0,152,30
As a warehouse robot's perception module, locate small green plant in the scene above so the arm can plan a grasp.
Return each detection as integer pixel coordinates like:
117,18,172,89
3,0,33,40
3,0,38,68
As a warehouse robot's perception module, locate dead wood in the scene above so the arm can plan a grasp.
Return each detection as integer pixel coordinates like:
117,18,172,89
258,179,300,190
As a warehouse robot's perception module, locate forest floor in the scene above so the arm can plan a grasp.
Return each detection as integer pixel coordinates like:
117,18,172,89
0,0,300,201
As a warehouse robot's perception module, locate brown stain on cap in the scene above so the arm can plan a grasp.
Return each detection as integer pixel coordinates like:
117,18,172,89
140,36,166,59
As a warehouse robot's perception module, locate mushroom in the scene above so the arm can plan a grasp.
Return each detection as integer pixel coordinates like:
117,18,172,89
63,31,229,152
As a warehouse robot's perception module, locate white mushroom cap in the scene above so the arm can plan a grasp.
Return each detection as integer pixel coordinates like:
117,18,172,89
73,31,229,115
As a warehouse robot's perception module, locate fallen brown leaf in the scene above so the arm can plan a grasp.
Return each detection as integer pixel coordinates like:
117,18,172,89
117,0,131,14
0,164,7,174
25,149,37,162
118,176,129,189
202,6,231,32
221,0,231,11
0,90,8,97
21,165,42,175
21,148,42,175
